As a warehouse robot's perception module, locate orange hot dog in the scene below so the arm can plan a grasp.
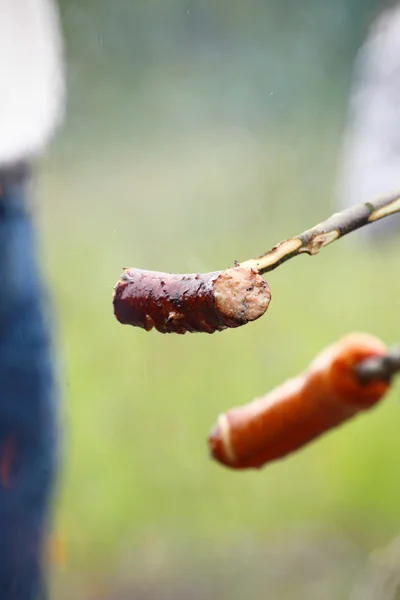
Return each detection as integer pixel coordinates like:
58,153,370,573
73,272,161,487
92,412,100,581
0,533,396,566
208,333,390,470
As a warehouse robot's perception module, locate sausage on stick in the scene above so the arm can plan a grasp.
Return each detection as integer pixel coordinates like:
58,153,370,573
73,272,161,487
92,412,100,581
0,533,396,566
209,333,390,469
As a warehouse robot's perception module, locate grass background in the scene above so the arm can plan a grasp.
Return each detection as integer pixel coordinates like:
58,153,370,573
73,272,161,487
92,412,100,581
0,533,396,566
37,128,400,599
34,1,400,597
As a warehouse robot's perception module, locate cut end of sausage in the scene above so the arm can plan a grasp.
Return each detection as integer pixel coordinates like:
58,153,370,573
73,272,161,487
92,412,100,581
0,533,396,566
208,414,239,468
213,267,271,325
208,423,224,461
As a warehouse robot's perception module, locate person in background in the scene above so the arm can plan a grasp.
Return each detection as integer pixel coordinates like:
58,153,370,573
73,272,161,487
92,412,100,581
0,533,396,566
338,1,400,239
0,1,65,598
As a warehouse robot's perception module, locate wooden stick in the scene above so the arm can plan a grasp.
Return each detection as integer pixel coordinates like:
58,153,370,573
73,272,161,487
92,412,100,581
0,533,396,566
240,191,400,274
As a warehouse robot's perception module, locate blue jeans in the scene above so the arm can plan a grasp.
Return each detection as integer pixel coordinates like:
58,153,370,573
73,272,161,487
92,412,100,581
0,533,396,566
0,172,59,599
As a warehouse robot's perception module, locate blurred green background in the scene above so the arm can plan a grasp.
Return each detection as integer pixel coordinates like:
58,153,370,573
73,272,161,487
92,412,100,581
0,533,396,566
37,1,400,598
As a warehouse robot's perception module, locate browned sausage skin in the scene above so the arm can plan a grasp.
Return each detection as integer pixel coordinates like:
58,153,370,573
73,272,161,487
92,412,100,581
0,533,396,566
113,265,271,334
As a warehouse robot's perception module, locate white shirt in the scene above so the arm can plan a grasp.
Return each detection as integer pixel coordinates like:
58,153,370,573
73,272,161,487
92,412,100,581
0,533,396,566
0,0,65,166
338,5,400,209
